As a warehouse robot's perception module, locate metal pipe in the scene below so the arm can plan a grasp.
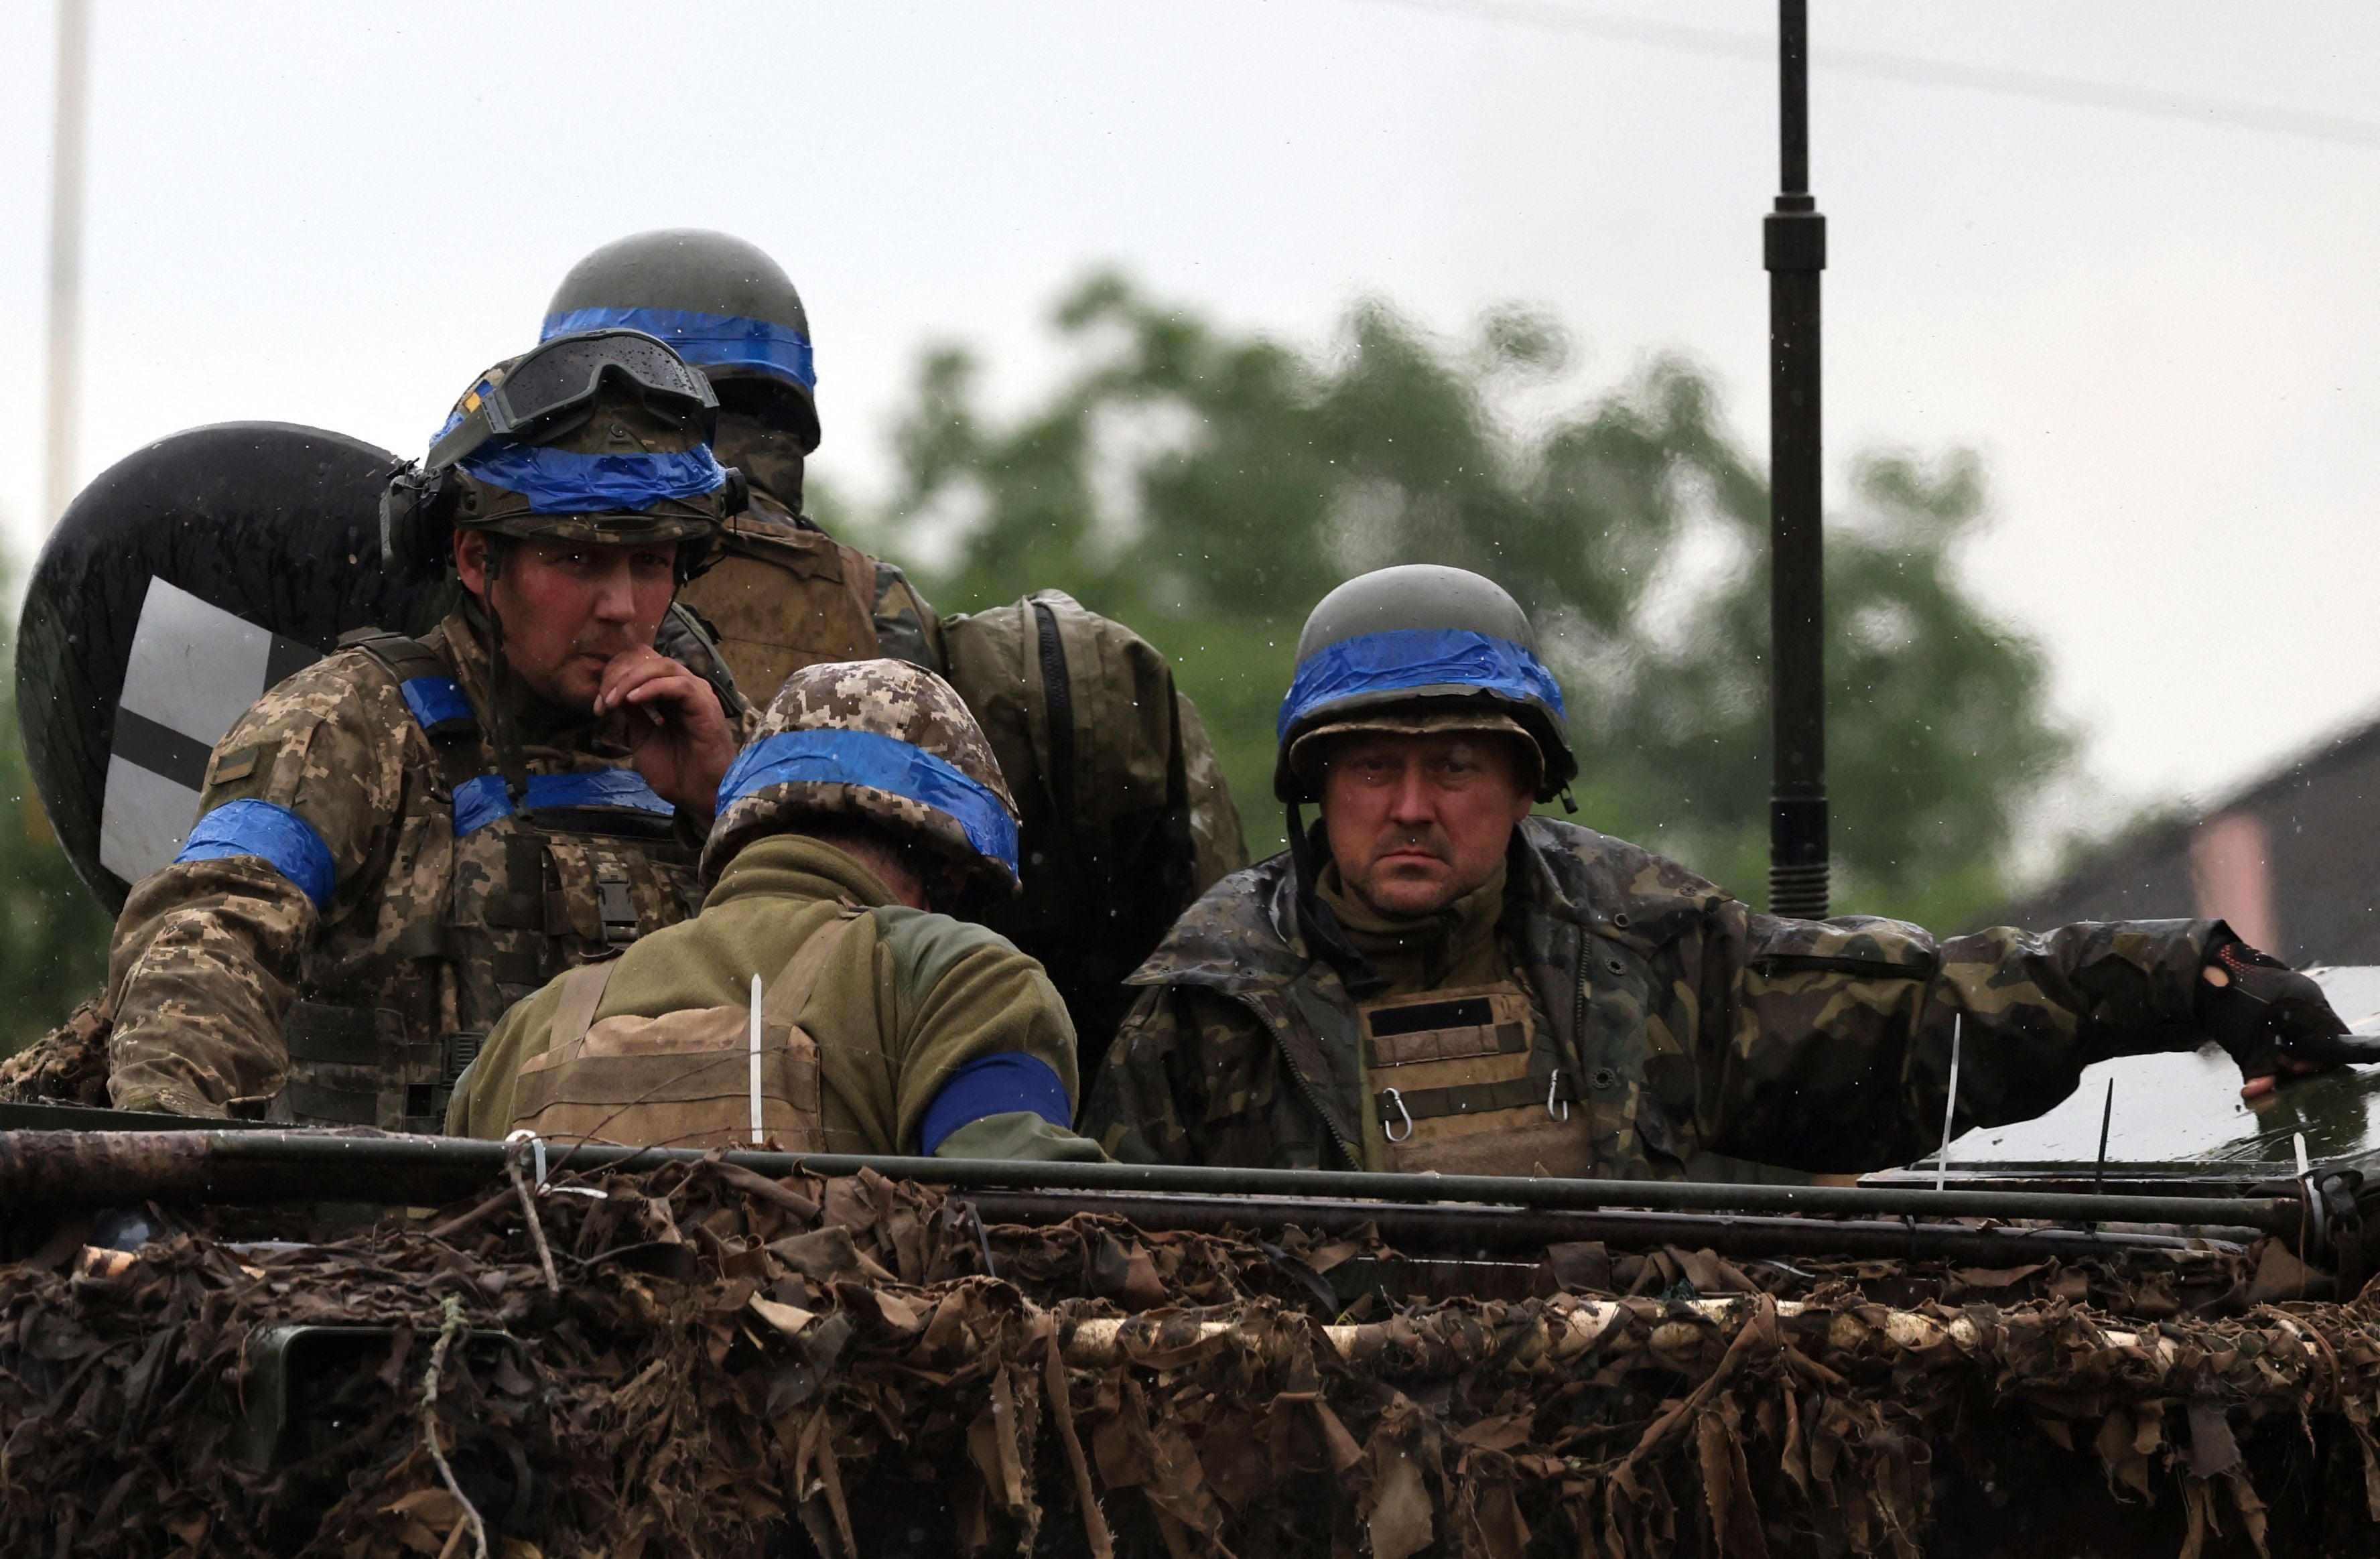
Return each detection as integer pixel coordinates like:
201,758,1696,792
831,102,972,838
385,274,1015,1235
0,1130,2305,1234
965,1191,2251,1264
1766,0,1830,919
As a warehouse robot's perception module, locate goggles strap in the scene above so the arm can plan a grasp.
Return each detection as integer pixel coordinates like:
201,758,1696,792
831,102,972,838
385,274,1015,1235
470,552,531,805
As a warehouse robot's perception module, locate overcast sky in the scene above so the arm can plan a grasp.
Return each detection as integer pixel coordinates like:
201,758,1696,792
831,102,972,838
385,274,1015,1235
3,0,2376,844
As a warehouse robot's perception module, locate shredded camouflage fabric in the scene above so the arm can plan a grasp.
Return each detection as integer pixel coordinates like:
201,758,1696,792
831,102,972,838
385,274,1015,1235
704,658,1020,892
0,997,110,1106
102,610,720,1121
1,1153,2372,1556
1081,816,2221,1177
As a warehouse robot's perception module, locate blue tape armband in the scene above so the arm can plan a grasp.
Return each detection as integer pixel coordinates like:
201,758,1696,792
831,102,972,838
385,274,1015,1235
717,728,1019,876
175,799,336,911
1276,628,1568,739
454,769,675,837
543,306,817,394
456,440,728,516
920,1053,1072,1156
399,676,475,734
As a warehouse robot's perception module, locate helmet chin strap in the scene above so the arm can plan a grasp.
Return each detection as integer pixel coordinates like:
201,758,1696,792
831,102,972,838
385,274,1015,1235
472,541,531,805
1286,802,1386,1000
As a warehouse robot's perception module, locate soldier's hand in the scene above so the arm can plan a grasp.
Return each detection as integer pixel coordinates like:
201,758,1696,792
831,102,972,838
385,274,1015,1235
594,648,737,820
2199,941,2380,1099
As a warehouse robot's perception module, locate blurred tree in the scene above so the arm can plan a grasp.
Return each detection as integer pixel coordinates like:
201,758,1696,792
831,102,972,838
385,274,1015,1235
825,272,2072,928
0,567,114,1059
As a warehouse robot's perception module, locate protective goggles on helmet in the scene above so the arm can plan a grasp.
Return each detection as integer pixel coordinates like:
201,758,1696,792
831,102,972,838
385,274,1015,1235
426,329,718,472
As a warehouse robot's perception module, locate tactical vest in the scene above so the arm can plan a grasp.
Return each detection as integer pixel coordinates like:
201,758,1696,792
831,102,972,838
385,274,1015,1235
678,521,886,705
507,906,862,1149
1358,981,1592,1176
275,631,703,1134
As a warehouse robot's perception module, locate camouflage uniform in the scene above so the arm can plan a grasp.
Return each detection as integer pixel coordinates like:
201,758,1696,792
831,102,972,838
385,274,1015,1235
1079,816,2219,1177
104,608,726,1126
449,659,1100,1161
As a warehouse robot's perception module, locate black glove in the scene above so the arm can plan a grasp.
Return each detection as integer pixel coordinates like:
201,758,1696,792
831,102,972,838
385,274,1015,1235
2198,939,2380,1081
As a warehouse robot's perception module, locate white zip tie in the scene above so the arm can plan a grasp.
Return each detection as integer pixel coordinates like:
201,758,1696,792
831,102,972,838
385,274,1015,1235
1935,1013,1963,1193
750,973,767,1146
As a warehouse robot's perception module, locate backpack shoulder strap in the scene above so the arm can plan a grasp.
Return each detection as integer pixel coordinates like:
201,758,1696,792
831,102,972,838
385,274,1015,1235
338,627,483,743
546,957,620,1064
759,904,867,1033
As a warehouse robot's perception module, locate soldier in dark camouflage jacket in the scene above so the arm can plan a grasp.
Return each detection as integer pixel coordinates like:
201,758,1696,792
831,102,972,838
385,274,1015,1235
1081,565,2376,1177
103,332,753,1128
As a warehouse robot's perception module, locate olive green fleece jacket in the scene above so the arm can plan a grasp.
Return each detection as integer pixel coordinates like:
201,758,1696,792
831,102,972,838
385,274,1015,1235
446,833,1103,1160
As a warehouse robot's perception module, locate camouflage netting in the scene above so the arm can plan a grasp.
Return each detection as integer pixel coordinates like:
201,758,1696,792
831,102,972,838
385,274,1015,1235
3,1156,2379,1558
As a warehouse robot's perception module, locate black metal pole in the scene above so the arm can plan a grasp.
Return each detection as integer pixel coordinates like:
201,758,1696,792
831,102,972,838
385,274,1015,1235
0,1130,2306,1235
1767,0,1829,919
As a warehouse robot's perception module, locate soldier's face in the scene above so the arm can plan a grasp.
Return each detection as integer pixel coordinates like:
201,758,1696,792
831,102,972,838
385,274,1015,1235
1319,732,1533,917
455,533,679,711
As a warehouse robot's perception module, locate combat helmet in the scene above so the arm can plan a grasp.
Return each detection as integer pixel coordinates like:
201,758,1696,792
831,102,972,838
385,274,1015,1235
380,329,744,584
543,230,820,453
1275,563,1575,803
705,658,1022,894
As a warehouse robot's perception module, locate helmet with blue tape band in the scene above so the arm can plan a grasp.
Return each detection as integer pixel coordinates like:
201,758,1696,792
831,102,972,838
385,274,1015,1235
543,229,821,454
379,331,744,586
1275,564,1576,803
704,658,1022,894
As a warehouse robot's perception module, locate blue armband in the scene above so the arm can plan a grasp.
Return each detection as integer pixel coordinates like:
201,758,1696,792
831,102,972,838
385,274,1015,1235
174,799,336,910
919,1052,1071,1155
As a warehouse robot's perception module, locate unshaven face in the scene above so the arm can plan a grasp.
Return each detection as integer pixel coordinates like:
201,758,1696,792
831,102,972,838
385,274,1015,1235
454,532,679,711
1319,730,1534,917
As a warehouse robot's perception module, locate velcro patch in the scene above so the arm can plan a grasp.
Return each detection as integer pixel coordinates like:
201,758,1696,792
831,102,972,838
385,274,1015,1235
207,744,265,788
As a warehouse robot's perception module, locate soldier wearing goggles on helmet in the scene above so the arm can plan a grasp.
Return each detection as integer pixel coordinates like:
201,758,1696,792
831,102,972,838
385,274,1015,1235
540,229,945,697
1081,564,2379,1177
103,331,754,1127
447,659,1101,1163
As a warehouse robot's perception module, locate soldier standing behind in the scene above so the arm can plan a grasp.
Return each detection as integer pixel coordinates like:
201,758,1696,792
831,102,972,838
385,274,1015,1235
104,330,750,1127
447,659,1100,1162
541,229,945,693
1081,564,2378,1176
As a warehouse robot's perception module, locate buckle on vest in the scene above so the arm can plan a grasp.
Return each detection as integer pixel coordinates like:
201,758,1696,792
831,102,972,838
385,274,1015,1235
1380,1086,1414,1143
598,876,639,945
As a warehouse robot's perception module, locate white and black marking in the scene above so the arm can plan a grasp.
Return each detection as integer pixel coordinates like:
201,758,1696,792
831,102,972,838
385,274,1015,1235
97,578,319,886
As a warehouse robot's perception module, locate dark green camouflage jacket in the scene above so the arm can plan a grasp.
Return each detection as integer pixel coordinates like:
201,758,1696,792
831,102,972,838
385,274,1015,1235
1079,817,2219,1177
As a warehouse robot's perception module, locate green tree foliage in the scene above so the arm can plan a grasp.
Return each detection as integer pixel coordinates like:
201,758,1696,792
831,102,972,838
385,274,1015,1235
0,572,115,1058
825,273,2071,928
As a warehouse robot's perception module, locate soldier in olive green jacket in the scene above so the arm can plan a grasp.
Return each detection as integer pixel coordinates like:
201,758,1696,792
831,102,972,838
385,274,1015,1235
450,658,1100,1162
1080,565,2376,1179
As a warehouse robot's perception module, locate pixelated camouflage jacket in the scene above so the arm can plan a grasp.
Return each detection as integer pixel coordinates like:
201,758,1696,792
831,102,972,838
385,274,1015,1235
680,488,945,707
105,609,740,1122
1079,815,2221,1177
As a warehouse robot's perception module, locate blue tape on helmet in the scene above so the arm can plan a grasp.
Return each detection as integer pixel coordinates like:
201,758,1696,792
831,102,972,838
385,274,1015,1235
1276,628,1568,740
543,306,817,394
399,676,475,733
919,1052,1071,1155
175,799,336,910
454,770,675,837
455,440,729,516
717,728,1020,877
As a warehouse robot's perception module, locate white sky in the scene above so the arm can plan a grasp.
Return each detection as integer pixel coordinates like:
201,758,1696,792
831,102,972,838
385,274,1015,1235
3,0,2376,839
